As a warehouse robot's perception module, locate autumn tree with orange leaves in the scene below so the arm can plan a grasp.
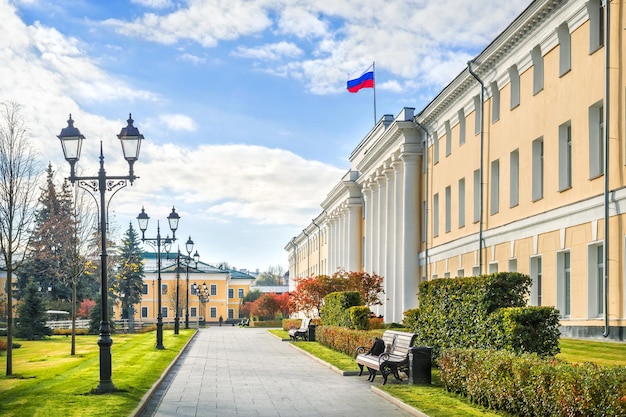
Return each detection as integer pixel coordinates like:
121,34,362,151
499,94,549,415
289,269,383,317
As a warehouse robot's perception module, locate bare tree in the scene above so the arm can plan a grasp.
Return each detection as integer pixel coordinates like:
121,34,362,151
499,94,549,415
0,102,42,376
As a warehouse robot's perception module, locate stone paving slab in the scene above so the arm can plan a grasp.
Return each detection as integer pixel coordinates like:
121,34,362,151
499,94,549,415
138,326,416,417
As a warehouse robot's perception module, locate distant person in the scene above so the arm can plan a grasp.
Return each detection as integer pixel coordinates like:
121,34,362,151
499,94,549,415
219,315,223,326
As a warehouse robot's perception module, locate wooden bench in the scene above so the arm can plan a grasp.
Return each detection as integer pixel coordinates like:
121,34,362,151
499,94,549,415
238,318,250,327
354,330,417,384
288,317,312,341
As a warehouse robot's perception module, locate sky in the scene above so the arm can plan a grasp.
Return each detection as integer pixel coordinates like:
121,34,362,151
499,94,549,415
0,0,531,273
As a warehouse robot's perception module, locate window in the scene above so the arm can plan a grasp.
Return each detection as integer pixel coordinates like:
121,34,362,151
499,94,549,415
473,169,480,222
238,288,244,298
508,258,518,272
161,284,168,295
531,256,543,306
161,307,168,318
422,201,427,242
589,103,604,178
228,288,234,299
433,131,440,164
557,251,571,316
557,23,571,75
458,178,465,228
457,269,465,278
210,284,217,296
472,266,480,276
142,284,148,295
559,122,572,190
445,121,452,156
228,309,234,319
588,244,604,317
488,263,498,274
210,307,217,318
141,307,148,318
490,159,499,215
433,193,439,237
190,307,197,317
510,149,519,207
531,46,544,95
445,186,451,233
458,109,466,145
490,82,500,123
473,95,481,135
588,0,605,52
532,138,544,201
508,65,520,109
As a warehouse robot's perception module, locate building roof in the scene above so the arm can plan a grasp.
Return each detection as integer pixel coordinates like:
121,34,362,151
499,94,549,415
142,251,256,280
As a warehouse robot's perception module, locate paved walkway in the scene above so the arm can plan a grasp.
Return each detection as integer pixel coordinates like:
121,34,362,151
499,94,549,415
138,326,416,417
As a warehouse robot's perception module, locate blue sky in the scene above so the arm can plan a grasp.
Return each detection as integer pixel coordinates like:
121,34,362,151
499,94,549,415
1,0,529,273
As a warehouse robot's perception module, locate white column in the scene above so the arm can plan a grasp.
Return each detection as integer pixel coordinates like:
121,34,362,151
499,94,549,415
364,185,373,274
348,202,361,271
394,161,405,322
384,166,395,321
328,216,335,272
402,152,420,313
378,174,387,278
371,181,379,274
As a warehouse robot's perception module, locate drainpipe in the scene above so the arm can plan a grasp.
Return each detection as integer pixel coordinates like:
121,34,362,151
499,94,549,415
603,0,610,338
468,60,485,275
413,118,429,281
312,218,322,275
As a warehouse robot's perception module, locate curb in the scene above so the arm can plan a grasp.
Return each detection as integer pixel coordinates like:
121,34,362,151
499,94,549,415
130,329,199,417
286,342,361,376
371,386,431,417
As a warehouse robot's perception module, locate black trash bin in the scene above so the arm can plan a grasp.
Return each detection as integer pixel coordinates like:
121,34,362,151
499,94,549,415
307,324,316,342
409,346,432,385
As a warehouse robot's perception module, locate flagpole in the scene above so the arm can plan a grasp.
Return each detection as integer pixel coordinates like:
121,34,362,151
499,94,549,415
373,61,377,125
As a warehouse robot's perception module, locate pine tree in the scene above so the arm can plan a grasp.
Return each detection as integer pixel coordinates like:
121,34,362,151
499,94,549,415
113,223,145,321
15,281,52,340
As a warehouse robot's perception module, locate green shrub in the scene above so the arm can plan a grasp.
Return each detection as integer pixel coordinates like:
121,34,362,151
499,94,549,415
439,348,626,417
321,291,362,327
282,319,301,331
0,338,6,352
52,328,89,336
317,326,384,356
349,306,371,330
488,306,560,356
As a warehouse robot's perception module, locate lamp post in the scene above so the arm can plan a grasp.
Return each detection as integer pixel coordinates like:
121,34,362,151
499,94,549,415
56,114,143,394
192,282,209,327
168,237,200,332
136,206,179,349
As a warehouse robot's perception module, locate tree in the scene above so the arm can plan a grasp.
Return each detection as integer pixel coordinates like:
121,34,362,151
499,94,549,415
242,289,261,304
0,102,42,376
255,265,285,286
112,223,144,321
78,299,96,318
15,281,52,340
250,293,280,320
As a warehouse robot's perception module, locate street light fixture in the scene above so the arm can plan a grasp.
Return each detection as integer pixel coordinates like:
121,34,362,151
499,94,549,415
168,236,200,333
57,114,143,394
192,282,209,327
136,206,179,349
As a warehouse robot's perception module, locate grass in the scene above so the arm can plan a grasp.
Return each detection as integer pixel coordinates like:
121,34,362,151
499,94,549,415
0,329,194,417
280,333,626,417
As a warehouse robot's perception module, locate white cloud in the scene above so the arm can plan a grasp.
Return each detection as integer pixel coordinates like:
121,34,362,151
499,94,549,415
157,114,197,132
232,41,303,61
131,0,173,8
177,53,207,65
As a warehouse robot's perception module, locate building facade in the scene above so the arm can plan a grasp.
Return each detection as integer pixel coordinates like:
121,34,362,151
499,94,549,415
286,0,626,340
113,253,256,325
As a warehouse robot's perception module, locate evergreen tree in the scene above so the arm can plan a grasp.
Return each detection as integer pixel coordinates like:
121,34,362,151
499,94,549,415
15,281,52,340
112,223,145,320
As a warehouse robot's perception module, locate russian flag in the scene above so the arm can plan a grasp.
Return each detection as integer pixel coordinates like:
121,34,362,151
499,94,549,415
347,64,375,93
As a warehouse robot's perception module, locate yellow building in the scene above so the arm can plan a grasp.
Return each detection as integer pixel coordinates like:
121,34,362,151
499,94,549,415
286,0,626,340
113,253,256,326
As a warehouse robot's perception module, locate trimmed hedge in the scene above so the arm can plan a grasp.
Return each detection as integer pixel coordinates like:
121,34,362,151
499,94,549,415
321,291,362,327
349,306,371,330
439,348,626,417
403,272,559,357
316,325,384,356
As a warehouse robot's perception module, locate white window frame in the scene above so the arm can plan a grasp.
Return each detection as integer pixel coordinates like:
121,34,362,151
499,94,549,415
458,178,465,228
433,193,439,238
510,149,519,207
210,307,217,318
488,262,498,274
490,159,499,215
473,169,480,223
588,0,605,53
445,121,452,157
433,132,440,164
530,255,543,306
532,137,544,201
531,45,544,95
508,258,518,272
141,306,148,318
588,243,604,318
557,251,571,317
445,185,451,233
508,65,520,109
557,23,571,76
589,102,604,179
559,121,572,191
458,109,466,145
473,95,482,135
490,82,500,123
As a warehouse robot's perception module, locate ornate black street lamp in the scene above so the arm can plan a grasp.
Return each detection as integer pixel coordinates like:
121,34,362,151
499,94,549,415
192,282,209,327
57,114,143,394
168,237,200,333
136,206,179,349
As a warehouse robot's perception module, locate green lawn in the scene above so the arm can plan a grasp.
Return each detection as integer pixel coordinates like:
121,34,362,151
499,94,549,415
0,329,194,417
279,332,626,417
